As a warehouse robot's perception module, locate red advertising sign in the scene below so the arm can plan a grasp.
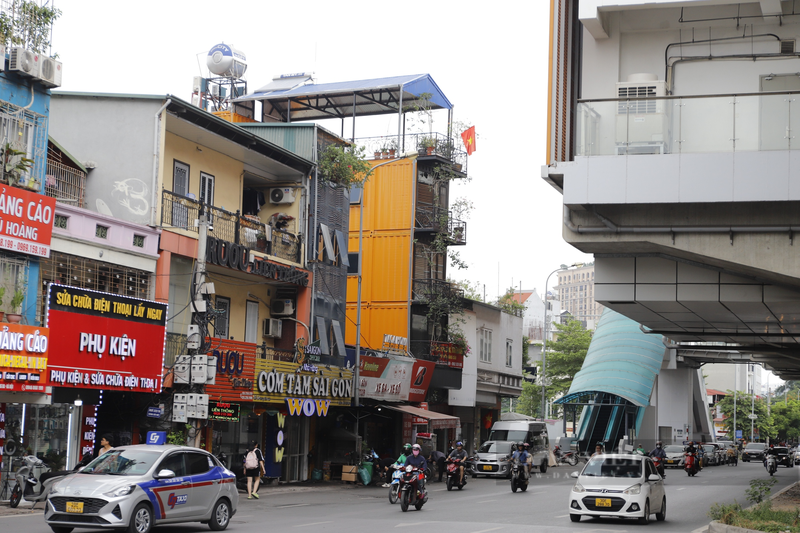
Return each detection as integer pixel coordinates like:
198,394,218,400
408,360,435,403
358,355,390,378
0,324,50,392
205,338,256,403
79,405,97,458
46,284,167,393
0,187,56,258
430,342,464,369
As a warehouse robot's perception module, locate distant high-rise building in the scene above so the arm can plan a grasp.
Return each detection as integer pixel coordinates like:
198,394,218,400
554,263,605,330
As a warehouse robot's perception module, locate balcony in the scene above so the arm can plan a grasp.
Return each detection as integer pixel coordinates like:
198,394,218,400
45,159,86,207
414,203,467,245
356,132,468,175
161,190,302,264
555,90,800,206
411,278,465,304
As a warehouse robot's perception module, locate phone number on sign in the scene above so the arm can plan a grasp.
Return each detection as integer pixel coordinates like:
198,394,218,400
0,238,48,257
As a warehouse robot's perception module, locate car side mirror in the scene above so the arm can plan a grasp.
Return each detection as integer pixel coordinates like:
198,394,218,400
155,469,176,480
648,474,661,482
570,471,579,478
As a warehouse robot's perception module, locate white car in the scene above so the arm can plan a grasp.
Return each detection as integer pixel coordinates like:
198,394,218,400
568,454,666,524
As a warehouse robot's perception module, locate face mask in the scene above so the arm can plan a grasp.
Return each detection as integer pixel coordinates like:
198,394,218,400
657,444,662,448
412,450,420,455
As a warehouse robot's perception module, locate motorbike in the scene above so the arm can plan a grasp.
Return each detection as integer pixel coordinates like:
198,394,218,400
651,456,666,478
554,447,579,466
10,453,93,509
684,452,699,477
398,465,427,512
510,458,529,493
388,465,403,504
766,454,778,476
445,458,467,491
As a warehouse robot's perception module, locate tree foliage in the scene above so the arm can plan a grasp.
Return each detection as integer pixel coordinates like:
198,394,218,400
0,0,61,54
495,286,526,317
716,392,774,440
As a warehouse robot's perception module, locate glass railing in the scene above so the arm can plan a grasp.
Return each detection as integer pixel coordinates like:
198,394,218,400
575,91,800,156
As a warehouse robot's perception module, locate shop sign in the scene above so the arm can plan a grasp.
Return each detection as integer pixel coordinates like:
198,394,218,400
285,398,330,417
208,401,240,422
408,360,435,402
382,334,408,353
46,284,167,393
146,407,163,418
205,339,256,402
205,237,309,287
79,405,97,457
0,324,50,392
358,355,436,402
430,342,464,369
253,358,353,407
296,337,321,364
0,187,57,258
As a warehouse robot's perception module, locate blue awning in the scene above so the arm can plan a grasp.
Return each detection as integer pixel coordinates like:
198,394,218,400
555,309,665,407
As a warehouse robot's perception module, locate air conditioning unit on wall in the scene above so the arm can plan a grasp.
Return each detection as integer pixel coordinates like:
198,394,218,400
263,318,282,338
8,47,39,77
270,187,296,204
615,75,671,152
38,57,62,88
271,299,294,316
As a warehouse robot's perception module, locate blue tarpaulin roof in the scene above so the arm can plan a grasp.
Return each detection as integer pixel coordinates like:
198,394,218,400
234,74,452,122
555,309,665,407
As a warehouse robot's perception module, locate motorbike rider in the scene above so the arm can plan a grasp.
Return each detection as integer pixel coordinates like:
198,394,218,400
648,441,667,478
448,441,468,485
404,444,429,490
765,444,778,468
685,441,699,470
591,442,604,458
383,443,413,487
635,443,647,456
510,442,530,479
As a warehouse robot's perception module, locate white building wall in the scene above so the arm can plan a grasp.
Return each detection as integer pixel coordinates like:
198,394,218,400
449,309,478,407
655,366,695,443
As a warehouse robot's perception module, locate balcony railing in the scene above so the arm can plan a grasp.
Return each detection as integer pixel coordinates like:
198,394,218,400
257,344,295,362
45,160,86,207
164,332,187,368
415,204,467,245
355,132,468,174
161,190,302,264
411,278,465,304
575,90,800,157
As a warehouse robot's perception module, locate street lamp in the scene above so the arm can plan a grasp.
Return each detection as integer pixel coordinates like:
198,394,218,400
540,262,583,420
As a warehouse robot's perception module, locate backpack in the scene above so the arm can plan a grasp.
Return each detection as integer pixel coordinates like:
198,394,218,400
245,450,259,469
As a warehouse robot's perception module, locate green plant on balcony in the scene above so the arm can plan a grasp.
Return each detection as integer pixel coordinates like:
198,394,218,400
319,144,372,188
10,288,24,313
0,0,62,54
449,327,471,356
1,142,33,187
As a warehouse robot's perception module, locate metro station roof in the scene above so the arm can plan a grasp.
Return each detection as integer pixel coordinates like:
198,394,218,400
556,309,666,407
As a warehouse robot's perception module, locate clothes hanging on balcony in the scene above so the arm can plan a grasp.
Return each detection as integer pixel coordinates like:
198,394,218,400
242,188,266,215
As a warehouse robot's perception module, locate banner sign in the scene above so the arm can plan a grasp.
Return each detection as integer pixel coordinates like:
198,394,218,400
208,401,240,422
382,334,408,353
205,338,256,402
0,324,50,392
253,359,353,407
0,187,57,258
146,407,163,418
430,342,465,369
358,355,436,402
80,405,97,457
205,237,309,287
46,284,167,393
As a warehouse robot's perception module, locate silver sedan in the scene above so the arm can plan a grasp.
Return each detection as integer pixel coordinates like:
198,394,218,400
45,444,238,533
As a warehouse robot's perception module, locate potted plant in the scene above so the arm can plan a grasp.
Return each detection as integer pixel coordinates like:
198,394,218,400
7,288,23,323
420,136,437,156
380,142,390,159
373,149,381,160
256,230,268,252
318,144,372,188
1,142,34,187
387,138,397,158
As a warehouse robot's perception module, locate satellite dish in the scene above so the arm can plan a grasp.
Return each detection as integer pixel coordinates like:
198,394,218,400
206,43,247,79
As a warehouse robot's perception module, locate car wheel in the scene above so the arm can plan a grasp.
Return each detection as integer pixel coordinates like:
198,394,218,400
126,503,153,533
570,514,581,522
655,497,666,521
540,461,547,474
50,528,73,533
208,498,231,531
638,500,650,525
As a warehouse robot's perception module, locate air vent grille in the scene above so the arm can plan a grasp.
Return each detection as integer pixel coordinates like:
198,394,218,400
617,85,658,114
781,40,795,55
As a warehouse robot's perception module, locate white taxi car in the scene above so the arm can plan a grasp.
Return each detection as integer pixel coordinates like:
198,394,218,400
45,444,237,533
568,453,666,524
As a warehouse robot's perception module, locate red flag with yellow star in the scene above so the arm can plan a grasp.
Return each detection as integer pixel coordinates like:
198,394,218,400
461,126,476,155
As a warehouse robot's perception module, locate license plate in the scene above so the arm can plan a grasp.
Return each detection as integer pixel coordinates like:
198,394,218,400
66,502,84,514
595,498,612,508
667,460,675,463
482,465,492,471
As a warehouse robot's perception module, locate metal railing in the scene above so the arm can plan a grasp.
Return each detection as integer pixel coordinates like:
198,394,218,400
414,204,466,245
45,160,86,207
161,190,302,264
355,132,468,174
411,278,465,303
164,332,187,368
448,218,466,246
576,90,800,157
257,344,295,362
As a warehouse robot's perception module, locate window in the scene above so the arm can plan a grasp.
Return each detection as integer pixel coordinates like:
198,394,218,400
347,253,360,275
133,234,145,248
157,453,187,477
199,172,214,205
245,300,259,343
479,329,492,363
54,215,68,229
95,225,108,239
506,339,513,367
187,452,211,475
215,296,230,339
173,160,189,196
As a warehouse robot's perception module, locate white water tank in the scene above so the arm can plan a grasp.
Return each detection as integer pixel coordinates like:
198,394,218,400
206,43,247,78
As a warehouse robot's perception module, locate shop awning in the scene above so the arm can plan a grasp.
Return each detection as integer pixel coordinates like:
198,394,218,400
383,405,460,429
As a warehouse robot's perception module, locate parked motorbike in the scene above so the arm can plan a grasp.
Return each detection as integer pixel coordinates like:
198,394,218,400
766,454,778,476
10,453,92,509
554,446,579,466
445,458,467,491
398,465,427,512
510,458,529,493
388,465,403,504
684,452,699,477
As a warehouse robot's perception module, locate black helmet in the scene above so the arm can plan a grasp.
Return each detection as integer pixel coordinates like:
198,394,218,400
517,441,524,448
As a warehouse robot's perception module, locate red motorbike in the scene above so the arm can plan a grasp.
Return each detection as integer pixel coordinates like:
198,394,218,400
446,458,467,491
684,452,698,477
399,466,428,512
651,456,665,478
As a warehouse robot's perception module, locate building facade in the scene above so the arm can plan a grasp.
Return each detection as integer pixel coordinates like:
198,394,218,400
554,263,605,330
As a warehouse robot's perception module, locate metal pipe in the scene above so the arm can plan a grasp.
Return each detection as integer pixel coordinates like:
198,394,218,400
151,98,172,226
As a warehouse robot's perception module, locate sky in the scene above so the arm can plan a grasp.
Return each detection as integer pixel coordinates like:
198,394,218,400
49,0,592,303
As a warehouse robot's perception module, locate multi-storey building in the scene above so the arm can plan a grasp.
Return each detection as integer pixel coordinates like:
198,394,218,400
554,263,605,330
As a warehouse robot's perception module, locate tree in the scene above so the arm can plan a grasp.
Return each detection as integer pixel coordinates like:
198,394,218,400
495,287,526,317
716,392,773,441
451,278,483,301
769,399,800,442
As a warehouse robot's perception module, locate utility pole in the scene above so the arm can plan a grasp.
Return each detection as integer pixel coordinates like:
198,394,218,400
192,213,209,448
733,364,737,444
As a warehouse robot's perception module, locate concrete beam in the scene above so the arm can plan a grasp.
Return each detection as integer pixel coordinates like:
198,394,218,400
761,0,783,16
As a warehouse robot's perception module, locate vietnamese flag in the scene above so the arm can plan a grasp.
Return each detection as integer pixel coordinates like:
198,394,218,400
461,126,476,155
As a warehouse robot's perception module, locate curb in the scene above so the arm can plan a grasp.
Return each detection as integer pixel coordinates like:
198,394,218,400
702,480,799,533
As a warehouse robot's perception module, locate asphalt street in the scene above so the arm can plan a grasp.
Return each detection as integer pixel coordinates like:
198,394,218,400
2,460,797,533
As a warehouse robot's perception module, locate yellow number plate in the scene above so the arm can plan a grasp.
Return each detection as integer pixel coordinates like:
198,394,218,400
595,498,612,508
482,465,492,471
667,460,675,463
66,502,84,514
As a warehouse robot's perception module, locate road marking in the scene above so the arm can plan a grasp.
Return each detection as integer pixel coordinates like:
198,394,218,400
396,522,440,528
675,487,686,491
477,499,497,503
294,521,333,528
471,528,503,533
554,514,570,518
277,503,310,508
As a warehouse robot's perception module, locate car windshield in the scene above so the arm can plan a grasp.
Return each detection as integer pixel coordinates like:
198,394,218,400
746,443,767,450
478,442,512,454
663,445,684,453
582,458,643,478
702,445,716,452
773,447,788,454
487,430,528,442
80,449,162,476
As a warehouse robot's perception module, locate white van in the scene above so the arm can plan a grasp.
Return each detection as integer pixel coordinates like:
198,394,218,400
487,420,550,473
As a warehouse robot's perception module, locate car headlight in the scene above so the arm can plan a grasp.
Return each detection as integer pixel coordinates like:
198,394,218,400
573,482,586,493
623,484,642,495
49,482,64,495
103,485,136,498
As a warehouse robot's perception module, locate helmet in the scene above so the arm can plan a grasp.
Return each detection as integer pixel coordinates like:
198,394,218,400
656,441,662,447
403,443,412,452
554,445,560,450
412,444,421,450
523,443,530,448
456,441,463,447
517,441,524,448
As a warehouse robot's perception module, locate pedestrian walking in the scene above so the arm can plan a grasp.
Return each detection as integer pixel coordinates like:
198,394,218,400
244,440,265,499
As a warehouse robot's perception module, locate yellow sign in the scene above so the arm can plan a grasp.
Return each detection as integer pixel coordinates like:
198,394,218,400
253,359,353,406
